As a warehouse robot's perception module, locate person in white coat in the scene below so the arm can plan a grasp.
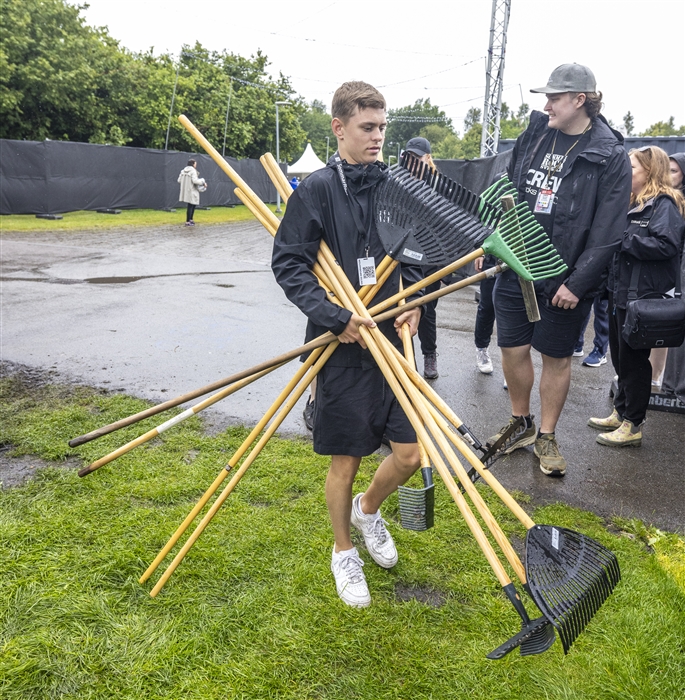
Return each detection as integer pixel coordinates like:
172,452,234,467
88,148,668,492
178,159,207,226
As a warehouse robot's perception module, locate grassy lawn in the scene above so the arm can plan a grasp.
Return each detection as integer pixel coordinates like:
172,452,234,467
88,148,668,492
1,373,684,699
0,204,283,232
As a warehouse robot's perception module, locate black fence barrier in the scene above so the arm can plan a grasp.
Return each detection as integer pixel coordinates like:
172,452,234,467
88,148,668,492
435,150,512,195
0,139,283,215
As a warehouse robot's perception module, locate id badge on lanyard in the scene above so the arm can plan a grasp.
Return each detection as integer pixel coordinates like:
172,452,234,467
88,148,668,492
334,153,377,286
534,189,555,214
357,255,377,286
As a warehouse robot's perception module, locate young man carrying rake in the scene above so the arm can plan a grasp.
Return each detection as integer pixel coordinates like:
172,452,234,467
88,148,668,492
272,82,423,607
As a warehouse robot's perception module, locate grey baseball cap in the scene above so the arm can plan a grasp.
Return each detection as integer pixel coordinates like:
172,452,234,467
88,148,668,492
530,64,597,94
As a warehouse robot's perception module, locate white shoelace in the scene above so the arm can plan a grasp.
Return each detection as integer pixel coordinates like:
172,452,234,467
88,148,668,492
339,552,365,584
371,516,390,546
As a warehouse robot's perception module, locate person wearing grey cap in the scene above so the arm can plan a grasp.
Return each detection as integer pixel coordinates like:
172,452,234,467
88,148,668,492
487,63,631,477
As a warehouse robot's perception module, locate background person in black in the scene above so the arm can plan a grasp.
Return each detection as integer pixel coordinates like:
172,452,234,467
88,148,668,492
488,63,631,477
662,152,685,398
589,146,685,446
272,82,423,608
404,136,442,379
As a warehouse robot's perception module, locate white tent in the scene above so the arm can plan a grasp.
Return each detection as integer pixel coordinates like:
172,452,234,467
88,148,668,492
288,143,326,177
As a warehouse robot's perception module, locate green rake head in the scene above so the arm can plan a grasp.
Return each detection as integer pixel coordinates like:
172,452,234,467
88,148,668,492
478,177,518,223
476,175,567,281
481,203,567,281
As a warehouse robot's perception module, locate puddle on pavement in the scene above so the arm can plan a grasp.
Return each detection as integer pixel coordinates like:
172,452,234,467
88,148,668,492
1,270,267,285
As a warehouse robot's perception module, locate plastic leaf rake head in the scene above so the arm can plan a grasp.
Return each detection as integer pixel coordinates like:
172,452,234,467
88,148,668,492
481,203,568,281
374,159,501,267
478,176,519,223
525,525,621,654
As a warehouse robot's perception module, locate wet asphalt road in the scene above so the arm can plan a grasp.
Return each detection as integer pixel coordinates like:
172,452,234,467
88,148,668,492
2,220,683,533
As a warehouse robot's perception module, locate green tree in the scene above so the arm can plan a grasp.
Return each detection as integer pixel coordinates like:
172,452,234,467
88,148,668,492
463,107,482,131
161,44,306,159
385,99,452,161
639,116,685,137
0,1,307,157
299,99,333,161
0,0,129,142
499,102,529,140
622,111,635,137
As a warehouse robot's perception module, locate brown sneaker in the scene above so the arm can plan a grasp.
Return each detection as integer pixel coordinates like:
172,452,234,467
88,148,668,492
596,420,642,448
534,434,567,477
587,409,622,431
487,416,536,454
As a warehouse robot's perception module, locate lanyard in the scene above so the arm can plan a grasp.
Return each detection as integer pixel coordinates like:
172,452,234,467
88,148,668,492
333,153,371,255
546,122,591,182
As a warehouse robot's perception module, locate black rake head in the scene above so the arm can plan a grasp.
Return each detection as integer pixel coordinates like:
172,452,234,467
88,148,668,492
487,582,556,660
373,155,501,267
525,525,621,654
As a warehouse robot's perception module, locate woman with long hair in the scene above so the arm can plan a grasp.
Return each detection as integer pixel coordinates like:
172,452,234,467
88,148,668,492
588,146,685,446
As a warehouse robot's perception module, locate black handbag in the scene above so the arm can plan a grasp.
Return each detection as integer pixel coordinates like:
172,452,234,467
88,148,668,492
622,261,685,349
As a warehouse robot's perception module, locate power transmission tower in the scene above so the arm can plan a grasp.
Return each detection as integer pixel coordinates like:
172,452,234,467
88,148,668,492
480,0,511,157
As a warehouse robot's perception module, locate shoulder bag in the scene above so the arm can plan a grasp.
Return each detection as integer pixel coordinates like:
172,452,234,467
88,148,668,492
621,260,685,349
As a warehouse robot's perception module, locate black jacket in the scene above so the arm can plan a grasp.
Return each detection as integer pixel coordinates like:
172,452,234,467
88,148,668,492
508,111,632,299
610,195,685,308
272,158,424,368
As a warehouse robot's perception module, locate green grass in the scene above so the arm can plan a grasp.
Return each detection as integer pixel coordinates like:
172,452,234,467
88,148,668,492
1,375,684,699
0,204,283,232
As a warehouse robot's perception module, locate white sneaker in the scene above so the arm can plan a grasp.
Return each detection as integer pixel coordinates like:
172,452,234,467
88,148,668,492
350,493,398,568
476,347,493,374
331,547,370,608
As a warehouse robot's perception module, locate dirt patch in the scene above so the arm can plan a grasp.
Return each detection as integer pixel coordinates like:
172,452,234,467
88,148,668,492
0,446,82,489
0,361,100,489
394,583,448,608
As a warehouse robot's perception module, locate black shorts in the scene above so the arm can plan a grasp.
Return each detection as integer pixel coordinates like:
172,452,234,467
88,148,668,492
493,269,594,358
313,364,416,456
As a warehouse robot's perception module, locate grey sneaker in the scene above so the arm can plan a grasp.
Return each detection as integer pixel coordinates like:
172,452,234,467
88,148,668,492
423,353,438,379
331,547,370,608
350,493,398,569
534,434,567,477
487,416,536,453
302,396,314,431
476,347,493,374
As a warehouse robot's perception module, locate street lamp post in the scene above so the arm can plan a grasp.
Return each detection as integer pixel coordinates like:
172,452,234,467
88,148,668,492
222,78,233,157
275,101,291,213
165,60,181,151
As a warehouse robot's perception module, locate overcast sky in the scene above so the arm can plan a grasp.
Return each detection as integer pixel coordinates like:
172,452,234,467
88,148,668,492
81,0,685,136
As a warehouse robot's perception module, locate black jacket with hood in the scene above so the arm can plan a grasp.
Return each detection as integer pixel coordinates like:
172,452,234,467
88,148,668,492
670,152,685,197
610,194,685,308
507,110,632,299
272,157,424,368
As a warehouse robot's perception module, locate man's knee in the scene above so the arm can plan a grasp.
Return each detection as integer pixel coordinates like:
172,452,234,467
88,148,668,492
501,344,532,370
541,353,573,373
329,455,361,485
390,442,421,473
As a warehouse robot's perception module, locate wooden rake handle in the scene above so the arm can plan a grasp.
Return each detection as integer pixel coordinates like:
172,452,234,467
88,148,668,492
147,340,339,596
315,249,521,588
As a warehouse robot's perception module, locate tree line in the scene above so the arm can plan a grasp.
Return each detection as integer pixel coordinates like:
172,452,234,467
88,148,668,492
2,0,682,163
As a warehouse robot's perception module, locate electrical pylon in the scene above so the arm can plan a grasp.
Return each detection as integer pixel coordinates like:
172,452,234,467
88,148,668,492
480,0,511,157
